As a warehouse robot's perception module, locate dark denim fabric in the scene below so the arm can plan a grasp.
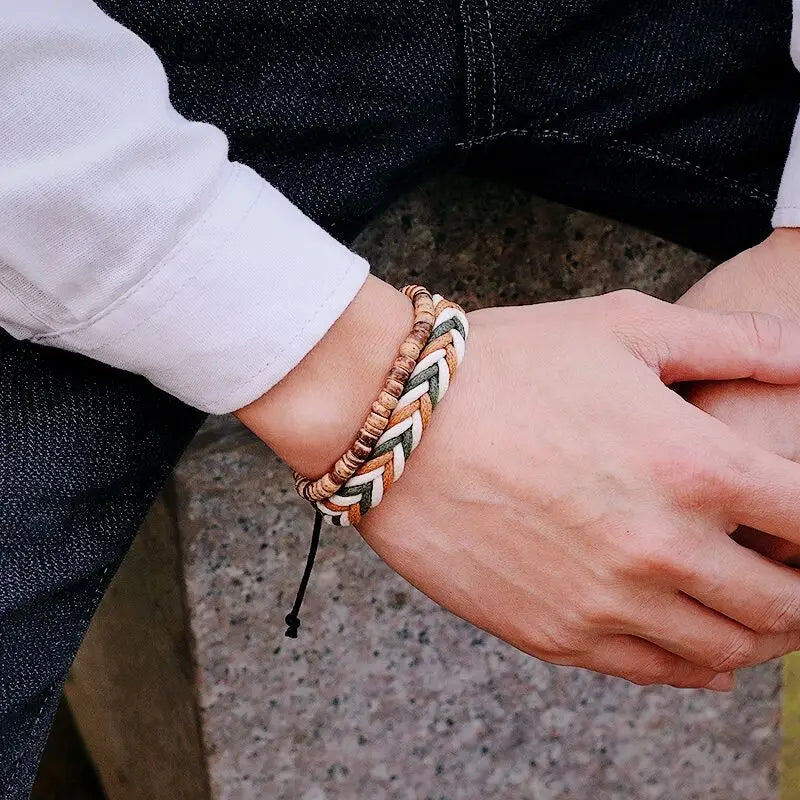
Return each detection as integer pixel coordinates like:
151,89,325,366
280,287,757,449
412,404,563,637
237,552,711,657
1,1,799,796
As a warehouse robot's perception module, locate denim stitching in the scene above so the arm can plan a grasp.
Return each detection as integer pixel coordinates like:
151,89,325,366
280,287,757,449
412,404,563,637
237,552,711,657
536,128,774,204
2,688,53,798
3,562,112,796
456,128,530,147
458,126,774,205
459,0,477,147
482,0,497,136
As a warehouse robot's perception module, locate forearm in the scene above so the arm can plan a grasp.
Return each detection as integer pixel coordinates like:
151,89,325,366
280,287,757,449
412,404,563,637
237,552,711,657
235,275,411,477
1,1,368,413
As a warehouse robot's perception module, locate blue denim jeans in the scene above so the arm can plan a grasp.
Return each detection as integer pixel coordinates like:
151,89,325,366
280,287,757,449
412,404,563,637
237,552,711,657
2,1,799,796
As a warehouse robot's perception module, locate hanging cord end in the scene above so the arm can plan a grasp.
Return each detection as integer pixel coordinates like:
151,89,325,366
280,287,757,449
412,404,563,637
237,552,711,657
284,613,301,639
283,511,323,639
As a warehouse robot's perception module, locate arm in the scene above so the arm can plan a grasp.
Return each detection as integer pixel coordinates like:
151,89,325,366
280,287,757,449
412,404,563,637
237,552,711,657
0,0,368,413
677,2,800,527
9,1,800,691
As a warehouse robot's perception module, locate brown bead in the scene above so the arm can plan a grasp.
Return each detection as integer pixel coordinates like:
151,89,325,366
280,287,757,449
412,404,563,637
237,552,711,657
386,377,404,395
293,283,448,504
357,430,379,450
377,392,399,411
333,461,351,482
399,340,421,361
351,439,373,460
395,354,416,374
366,411,387,428
387,365,410,384
371,400,391,418
320,474,339,496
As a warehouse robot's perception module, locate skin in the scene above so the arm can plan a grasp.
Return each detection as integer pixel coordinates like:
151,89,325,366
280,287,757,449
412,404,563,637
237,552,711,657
237,254,800,692
679,228,800,567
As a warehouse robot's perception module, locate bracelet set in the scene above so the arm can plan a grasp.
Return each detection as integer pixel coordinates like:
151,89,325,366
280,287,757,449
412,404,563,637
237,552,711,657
284,285,469,637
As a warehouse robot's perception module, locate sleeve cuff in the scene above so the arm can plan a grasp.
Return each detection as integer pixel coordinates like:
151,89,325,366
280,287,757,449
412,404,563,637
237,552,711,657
32,163,370,413
774,108,800,228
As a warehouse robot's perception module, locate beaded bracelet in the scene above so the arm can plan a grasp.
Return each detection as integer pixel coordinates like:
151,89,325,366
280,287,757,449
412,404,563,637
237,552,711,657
293,285,436,503
285,286,469,638
315,290,469,526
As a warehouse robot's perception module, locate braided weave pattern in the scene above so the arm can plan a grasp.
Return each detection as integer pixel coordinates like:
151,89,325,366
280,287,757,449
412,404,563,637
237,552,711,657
316,291,469,526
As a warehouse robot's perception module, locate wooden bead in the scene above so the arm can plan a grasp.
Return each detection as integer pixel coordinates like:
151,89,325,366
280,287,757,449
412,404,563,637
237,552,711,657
385,378,404,396
399,340,421,361
351,439,373,460
395,354,416,374
293,284,437,503
357,430,379,450
377,392,399,411
387,366,410,384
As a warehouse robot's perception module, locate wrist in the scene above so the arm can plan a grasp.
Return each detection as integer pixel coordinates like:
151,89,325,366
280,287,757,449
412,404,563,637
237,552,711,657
234,274,411,476
679,229,800,320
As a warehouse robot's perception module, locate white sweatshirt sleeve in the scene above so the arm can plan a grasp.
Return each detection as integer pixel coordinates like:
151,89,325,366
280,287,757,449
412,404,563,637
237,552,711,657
0,1,369,413
773,2,800,227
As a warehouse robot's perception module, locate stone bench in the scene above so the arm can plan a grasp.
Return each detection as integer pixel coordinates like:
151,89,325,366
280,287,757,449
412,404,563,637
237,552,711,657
66,175,783,800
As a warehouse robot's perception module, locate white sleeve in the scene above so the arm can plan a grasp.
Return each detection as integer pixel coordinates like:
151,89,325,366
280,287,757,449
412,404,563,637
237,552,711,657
0,1,369,413
773,2,800,227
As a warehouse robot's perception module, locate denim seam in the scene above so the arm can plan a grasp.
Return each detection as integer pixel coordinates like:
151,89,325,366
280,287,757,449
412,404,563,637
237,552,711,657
536,127,775,205
458,126,774,206
459,0,477,147
482,0,497,136
3,563,112,795
456,128,530,147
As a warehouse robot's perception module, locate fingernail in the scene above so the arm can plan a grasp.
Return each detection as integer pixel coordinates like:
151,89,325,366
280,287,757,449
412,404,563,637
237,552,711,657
706,673,736,692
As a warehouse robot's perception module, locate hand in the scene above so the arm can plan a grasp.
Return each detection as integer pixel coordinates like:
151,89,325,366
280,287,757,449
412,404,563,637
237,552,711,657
679,229,800,565
358,290,800,690
239,277,800,690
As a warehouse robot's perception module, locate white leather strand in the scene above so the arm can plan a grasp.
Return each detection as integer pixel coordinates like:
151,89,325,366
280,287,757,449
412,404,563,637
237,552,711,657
316,294,469,526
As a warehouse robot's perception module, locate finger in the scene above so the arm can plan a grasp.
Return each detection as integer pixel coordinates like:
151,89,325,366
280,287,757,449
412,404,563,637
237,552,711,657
681,533,800,636
685,379,800,461
633,591,800,671
615,293,800,385
582,634,735,691
725,445,800,546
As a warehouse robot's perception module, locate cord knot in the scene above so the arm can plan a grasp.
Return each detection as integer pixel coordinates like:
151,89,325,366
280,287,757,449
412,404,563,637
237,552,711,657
284,612,301,638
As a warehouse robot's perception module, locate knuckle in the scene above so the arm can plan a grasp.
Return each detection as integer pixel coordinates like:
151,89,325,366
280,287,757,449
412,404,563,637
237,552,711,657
651,443,734,511
607,288,647,312
755,590,800,635
582,591,624,629
522,623,586,665
615,533,668,574
711,632,758,672
734,311,784,361
613,524,692,581
625,653,674,687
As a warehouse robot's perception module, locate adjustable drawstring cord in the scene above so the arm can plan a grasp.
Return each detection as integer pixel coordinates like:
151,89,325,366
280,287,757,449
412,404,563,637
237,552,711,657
284,510,323,638
285,287,469,636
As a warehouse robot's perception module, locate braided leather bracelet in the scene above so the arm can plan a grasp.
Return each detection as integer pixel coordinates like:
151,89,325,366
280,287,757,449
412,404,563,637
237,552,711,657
316,290,469,526
293,285,436,503
285,286,468,637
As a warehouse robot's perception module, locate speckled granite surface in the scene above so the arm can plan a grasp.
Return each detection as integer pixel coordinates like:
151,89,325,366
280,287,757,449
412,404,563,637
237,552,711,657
178,421,781,800
71,175,783,800
172,176,781,800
